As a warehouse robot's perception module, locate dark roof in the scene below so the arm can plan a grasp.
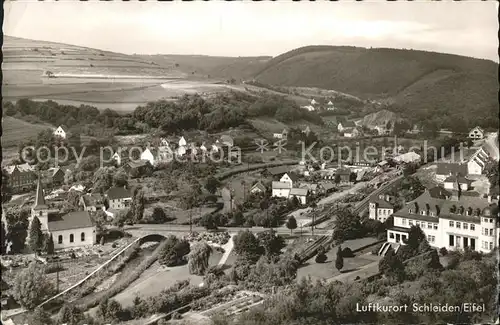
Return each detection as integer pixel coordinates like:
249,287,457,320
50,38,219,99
444,175,469,184
267,166,291,176
81,193,104,207
251,181,266,192
436,163,467,176
393,189,494,223
106,187,131,200
388,226,411,233
284,173,299,182
320,182,335,191
336,168,351,175
48,211,94,231
371,199,394,209
290,188,308,196
126,160,149,169
342,120,356,128
428,186,452,199
33,177,48,210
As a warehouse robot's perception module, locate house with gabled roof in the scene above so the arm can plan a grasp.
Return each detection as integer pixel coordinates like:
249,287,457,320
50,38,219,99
272,181,292,198
105,186,132,210
250,181,267,194
467,147,489,175
53,126,67,139
338,120,356,132
140,148,156,165
369,194,394,223
289,188,309,205
468,126,485,140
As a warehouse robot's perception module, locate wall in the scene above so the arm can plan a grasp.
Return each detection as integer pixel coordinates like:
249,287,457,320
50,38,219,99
53,226,96,250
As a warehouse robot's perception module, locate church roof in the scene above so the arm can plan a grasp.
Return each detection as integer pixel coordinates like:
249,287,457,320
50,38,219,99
33,176,48,210
48,211,94,232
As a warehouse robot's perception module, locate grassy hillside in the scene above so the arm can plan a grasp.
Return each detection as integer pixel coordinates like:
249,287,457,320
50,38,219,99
2,36,235,109
360,109,400,128
1,116,51,148
140,54,270,81
253,46,498,129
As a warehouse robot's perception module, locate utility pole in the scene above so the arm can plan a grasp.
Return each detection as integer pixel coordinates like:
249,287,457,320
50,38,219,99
56,259,59,294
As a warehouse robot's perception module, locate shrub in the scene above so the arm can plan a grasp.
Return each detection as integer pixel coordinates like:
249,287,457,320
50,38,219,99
371,243,383,255
342,247,354,258
439,247,448,256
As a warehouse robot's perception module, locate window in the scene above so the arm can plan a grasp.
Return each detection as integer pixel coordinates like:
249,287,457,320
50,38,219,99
81,232,85,242
449,235,454,247
433,224,438,230
409,220,414,226
408,209,412,213
70,234,74,243
420,211,426,215
489,229,494,236
489,242,493,250
449,221,454,227
463,223,468,230
430,211,434,216
402,218,407,226
389,232,394,239
427,235,435,243
427,223,432,229
456,222,461,229
456,236,461,248
471,224,475,231
490,218,494,223
39,211,42,216
58,235,63,244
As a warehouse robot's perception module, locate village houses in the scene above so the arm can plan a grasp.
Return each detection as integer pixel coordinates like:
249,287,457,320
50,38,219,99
53,126,67,139
4,163,36,193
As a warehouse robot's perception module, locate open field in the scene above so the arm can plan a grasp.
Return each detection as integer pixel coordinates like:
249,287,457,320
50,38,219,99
1,116,51,148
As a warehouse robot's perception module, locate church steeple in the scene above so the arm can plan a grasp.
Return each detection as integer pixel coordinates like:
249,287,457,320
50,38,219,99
33,175,48,210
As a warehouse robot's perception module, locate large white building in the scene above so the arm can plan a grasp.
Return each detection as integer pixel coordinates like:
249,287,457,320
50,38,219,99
369,195,394,223
387,187,499,253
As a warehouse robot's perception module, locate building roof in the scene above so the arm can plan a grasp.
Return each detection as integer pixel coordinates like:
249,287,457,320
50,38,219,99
436,162,467,176
393,188,495,223
81,193,104,207
299,183,318,191
336,168,351,176
106,187,131,200
272,181,292,190
282,172,299,182
219,135,234,146
371,199,393,209
428,186,452,199
267,166,291,176
470,126,484,134
289,188,308,196
33,177,48,210
4,163,34,174
48,211,94,232
320,182,336,191
393,152,421,163
444,175,469,184
126,160,149,169
341,120,356,128
251,181,266,192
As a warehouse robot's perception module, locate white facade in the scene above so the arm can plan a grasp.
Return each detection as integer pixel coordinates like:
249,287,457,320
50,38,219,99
469,127,484,140
109,197,132,210
53,126,66,139
273,133,284,139
140,148,155,165
177,146,187,157
369,203,394,223
52,226,96,250
279,173,295,186
272,181,291,198
393,152,421,164
179,136,187,147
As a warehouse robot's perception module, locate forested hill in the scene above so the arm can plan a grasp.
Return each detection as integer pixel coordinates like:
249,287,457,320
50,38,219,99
253,46,499,130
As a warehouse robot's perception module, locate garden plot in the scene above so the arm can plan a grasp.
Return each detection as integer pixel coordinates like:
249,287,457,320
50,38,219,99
200,291,265,317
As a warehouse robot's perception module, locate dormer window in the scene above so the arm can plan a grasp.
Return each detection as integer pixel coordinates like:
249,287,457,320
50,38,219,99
430,211,435,216
466,207,472,216
475,208,481,216
408,208,413,214
458,206,465,215
420,210,426,216
450,205,457,213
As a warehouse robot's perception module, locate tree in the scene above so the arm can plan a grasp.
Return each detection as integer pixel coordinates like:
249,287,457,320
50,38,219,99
335,245,344,272
64,169,74,185
151,207,169,224
205,176,221,195
12,262,55,310
5,207,29,253
0,221,6,254
315,246,327,263
188,241,212,275
130,188,145,223
233,230,262,263
378,246,404,279
334,174,341,185
286,216,298,235
28,217,44,254
2,169,12,203
158,235,190,266
113,170,128,188
58,304,84,325
30,307,53,325
44,234,54,255
332,208,363,243
199,214,218,230
257,230,285,259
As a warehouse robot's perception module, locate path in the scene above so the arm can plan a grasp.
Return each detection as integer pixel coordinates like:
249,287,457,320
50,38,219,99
217,234,235,266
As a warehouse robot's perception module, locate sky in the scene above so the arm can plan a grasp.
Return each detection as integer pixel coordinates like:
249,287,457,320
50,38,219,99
3,1,499,61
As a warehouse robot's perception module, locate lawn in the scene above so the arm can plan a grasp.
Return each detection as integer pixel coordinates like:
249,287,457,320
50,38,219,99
296,237,381,282
1,116,51,148
112,250,223,307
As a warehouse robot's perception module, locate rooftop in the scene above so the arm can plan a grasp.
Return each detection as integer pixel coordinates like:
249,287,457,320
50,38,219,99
371,198,393,209
436,162,467,176
289,188,308,196
267,166,291,176
272,181,292,190
48,211,94,232
106,187,131,200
